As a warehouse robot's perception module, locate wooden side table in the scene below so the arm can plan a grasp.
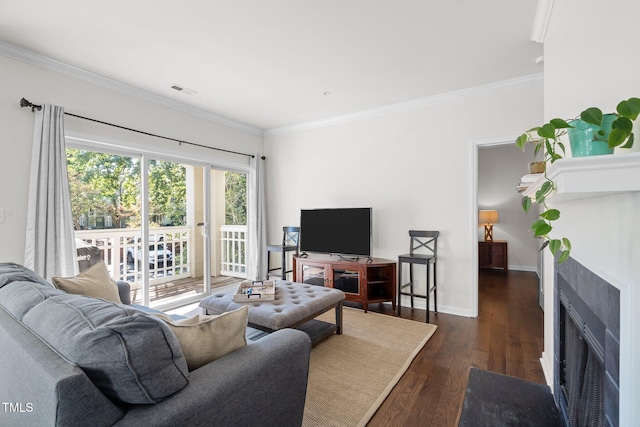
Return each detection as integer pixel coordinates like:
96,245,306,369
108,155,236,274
478,240,508,272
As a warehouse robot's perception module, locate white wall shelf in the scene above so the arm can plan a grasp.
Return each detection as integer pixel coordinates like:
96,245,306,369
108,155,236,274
522,152,640,203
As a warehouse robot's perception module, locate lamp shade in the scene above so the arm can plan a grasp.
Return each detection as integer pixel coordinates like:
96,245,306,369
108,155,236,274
479,210,499,225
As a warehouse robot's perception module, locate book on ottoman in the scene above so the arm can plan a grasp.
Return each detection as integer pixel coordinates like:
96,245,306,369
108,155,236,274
233,280,276,302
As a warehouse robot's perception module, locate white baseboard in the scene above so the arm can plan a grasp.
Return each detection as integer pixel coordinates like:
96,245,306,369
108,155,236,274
540,352,554,389
397,296,474,318
508,265,538,273
436,304,474,317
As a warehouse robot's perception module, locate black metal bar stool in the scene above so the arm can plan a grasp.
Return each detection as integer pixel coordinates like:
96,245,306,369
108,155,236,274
266,226,300,280
397,230,439,323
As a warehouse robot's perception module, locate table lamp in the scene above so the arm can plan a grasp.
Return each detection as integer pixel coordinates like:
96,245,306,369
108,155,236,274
479,210,499,242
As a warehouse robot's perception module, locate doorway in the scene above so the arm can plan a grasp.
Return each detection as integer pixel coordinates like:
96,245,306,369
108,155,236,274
470,136,541,316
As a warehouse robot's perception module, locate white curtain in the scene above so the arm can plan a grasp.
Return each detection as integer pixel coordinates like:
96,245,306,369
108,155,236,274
247,155,267,280
24,105,77,280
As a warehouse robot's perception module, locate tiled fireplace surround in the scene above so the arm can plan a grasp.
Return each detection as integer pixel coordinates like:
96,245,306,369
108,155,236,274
524,153,640,426
554,257,620,426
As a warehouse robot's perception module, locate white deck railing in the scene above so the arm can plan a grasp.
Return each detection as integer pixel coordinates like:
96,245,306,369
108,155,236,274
74,227,192,286
76,224,247,286
220,225,248,278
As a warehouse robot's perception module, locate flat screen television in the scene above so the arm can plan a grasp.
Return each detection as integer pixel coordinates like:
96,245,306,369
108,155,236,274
300,208,372,257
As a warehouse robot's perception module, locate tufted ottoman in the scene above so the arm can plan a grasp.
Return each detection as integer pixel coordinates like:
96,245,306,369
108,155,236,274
200,281,345,345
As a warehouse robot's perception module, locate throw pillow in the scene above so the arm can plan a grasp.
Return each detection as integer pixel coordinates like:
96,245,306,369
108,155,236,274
153,306,249,371
52,261,122,303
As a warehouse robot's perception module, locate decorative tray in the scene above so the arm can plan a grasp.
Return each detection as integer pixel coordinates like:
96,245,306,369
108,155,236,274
233,280,276,302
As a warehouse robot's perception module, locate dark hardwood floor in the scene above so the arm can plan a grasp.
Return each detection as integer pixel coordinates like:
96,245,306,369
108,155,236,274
366,269,545,427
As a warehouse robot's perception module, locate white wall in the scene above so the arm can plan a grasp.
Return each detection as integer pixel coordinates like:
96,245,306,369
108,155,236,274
478,143,539,271
542,1,640,424
0,55,263,264
265,84,543,316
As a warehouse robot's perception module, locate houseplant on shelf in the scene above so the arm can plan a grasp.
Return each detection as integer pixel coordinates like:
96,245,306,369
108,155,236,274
515,97,640,262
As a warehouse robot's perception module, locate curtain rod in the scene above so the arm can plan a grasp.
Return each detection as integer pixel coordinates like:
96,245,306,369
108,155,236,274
19,98,265,160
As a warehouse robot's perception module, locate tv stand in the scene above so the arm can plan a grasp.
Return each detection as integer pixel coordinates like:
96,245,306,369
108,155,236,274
335,254,372,263
293,255,396,312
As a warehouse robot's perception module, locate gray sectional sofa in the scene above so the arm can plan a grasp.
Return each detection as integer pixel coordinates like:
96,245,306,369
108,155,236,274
0,263,311,427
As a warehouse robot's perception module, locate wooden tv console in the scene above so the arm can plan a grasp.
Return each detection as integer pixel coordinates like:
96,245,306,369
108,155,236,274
293,255,396,313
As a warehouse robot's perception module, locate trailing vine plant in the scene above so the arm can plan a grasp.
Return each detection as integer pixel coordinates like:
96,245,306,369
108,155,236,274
515,97,640,263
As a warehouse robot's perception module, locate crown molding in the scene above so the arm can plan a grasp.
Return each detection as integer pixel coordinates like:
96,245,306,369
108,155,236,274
265,73,544,136
1,39,544,139
0,40,263,136
531,0,554,43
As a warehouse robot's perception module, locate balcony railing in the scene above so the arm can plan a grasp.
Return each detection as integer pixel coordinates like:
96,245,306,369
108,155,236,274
220,225,247,278
75,225,248,304
75,227,192,285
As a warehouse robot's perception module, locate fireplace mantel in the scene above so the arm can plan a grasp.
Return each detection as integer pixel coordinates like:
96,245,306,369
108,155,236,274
522,152,640,202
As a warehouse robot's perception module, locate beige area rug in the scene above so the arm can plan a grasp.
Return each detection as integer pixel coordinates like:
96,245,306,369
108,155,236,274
303,307,437,427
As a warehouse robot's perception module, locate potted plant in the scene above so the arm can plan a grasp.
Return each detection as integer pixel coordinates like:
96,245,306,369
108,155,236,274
515,97,640,262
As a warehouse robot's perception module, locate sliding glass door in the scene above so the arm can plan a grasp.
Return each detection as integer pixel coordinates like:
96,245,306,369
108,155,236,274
138,157,200,308
219,170,248,279
67,144,249,309
67,147,206,309
67,147,143,287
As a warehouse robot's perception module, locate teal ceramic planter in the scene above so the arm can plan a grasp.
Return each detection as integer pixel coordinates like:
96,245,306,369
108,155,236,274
567,114,616,157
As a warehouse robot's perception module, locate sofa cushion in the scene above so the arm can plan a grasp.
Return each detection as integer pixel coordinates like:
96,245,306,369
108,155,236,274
0,279,61,320
0,280,189,404
0,262,53,288
52,261,122,303
152,306,249,371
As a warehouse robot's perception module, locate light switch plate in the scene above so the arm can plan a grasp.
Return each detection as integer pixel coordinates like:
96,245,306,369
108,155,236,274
0,209,5,223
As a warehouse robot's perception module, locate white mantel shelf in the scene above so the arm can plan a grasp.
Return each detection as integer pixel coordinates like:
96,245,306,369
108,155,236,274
522,152,640,202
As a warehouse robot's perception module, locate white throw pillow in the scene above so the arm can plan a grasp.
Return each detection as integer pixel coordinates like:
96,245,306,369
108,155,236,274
52,261,122,303
153,306,249,371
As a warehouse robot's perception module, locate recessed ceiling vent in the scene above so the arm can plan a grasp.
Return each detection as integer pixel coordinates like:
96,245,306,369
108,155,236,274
171,84,197,95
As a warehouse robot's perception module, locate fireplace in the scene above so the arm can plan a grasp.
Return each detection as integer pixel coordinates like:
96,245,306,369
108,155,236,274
554,257,620,427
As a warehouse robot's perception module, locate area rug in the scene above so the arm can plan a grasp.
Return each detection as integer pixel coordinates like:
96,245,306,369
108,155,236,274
458,368,561,427
303,307,437,427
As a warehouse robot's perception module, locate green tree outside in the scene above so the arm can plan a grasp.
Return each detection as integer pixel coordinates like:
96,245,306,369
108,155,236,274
148,159,187,226
67,148,245,229
225,171,247,225
66,149,140,229
66,149,186,229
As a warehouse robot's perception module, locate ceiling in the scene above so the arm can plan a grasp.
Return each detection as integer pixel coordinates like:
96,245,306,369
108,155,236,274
0,0,543,132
